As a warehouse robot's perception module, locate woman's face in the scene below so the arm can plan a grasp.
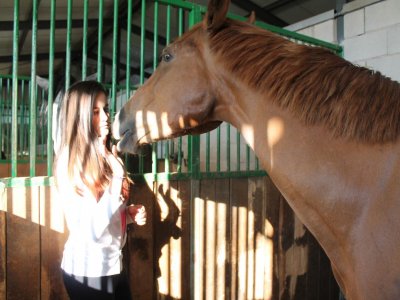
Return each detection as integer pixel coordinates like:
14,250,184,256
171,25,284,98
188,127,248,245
92,93,110,142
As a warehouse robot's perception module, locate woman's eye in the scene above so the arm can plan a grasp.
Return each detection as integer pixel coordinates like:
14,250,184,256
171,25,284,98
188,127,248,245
162,53,173,62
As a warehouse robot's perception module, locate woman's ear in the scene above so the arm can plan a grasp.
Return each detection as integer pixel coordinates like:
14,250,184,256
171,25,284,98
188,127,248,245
203,0,230,32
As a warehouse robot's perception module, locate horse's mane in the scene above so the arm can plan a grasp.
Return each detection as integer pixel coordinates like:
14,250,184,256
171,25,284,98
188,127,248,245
205,20,400,144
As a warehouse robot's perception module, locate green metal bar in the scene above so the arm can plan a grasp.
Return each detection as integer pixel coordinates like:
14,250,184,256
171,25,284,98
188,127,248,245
178,7,184,34
29,0,37,177
97,0,104,82
153,0,159,70
111,0,118,118
151,0,159,178
226,11,343,54
164,140,170,173
65,0,73,89
226,124,230,172
82,0,89,79
158,0,196,10
1,176,54,188
130,170,267,188
152,143,158,176
177,10,183,170
35,85,45,163
0,79,3,159
164,4,172,173
138,0,147,174
206,133,210,172
19,82,25,158
126,0,132,101
140,0,146,85
246,145,250,171
42,88,46,160
11,0,19,177
6,79,11,161
166,5,171,44
216,126,221,172
177,137,182,173
47,0,56,176
188,4,202,182
0,74,31,80
23,81,29,157
236,129,240,171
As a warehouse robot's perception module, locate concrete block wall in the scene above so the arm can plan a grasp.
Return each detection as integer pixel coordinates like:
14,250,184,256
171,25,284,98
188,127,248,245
286,0,400,82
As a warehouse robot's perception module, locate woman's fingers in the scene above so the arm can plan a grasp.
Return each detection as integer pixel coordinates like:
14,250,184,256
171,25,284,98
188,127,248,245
127,205,147,226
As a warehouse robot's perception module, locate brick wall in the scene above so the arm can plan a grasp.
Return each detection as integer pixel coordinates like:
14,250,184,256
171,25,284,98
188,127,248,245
287,0,400,82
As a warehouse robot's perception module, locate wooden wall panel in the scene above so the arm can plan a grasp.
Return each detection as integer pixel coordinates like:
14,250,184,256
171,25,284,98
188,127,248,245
230,178,249,300
155,180,185,300
177,180,192,300
6,186,40,300
128,181,156,300
214,178,230,300
1,176,339,300
39,185,68,300
248,177,270,300
0,163,47,178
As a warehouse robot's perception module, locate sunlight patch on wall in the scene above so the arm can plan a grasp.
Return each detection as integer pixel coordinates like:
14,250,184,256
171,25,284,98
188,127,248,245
216,201,227,298
12,187,27,219
157,182,170,221
31,185,40,224
194,196,204,300
0,181,6,212
157,183,183,299
49,186,65,233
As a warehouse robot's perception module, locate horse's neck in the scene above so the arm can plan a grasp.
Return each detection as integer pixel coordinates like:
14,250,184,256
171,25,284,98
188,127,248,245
215,81,400,295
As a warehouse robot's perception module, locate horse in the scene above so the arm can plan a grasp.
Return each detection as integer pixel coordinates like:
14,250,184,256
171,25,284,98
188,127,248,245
112,0,400,299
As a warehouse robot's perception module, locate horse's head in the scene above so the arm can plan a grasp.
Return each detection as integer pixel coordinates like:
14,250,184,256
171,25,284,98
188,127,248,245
113,0,230,154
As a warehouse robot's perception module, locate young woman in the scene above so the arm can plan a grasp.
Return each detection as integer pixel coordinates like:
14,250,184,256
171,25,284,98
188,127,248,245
54,81,146,300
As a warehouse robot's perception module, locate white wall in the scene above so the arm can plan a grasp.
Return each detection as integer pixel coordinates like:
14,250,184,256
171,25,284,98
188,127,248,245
286,0,400,82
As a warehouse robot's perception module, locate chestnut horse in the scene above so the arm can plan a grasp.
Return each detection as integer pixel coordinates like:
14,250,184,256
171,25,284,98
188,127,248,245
113,0,400,299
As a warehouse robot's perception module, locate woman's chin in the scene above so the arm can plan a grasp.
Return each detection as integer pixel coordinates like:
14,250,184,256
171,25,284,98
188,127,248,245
98,129,109,141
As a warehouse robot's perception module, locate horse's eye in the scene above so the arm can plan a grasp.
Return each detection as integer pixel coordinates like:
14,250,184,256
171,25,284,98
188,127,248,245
162,53,173,62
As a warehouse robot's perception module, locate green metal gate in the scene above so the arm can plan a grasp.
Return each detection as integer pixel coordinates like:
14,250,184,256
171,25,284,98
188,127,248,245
0,0,342,186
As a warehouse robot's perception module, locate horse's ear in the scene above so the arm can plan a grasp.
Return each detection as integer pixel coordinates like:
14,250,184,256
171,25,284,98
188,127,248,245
247,11,256,24
203,0,230,31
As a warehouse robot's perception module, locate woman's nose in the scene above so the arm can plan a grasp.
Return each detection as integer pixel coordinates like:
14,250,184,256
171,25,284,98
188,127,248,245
100,109,108,121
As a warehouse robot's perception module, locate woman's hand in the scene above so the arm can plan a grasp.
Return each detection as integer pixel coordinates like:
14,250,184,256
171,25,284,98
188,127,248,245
127,204,147,226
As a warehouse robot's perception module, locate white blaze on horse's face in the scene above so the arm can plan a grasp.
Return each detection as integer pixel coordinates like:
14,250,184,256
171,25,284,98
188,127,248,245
113,26,221,154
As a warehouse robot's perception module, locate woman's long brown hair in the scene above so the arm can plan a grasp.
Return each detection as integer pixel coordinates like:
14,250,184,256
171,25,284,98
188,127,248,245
54,81,113,199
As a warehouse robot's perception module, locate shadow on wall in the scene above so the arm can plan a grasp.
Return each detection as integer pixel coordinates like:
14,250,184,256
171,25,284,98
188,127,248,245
124,175,340,300
126,179,184,299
